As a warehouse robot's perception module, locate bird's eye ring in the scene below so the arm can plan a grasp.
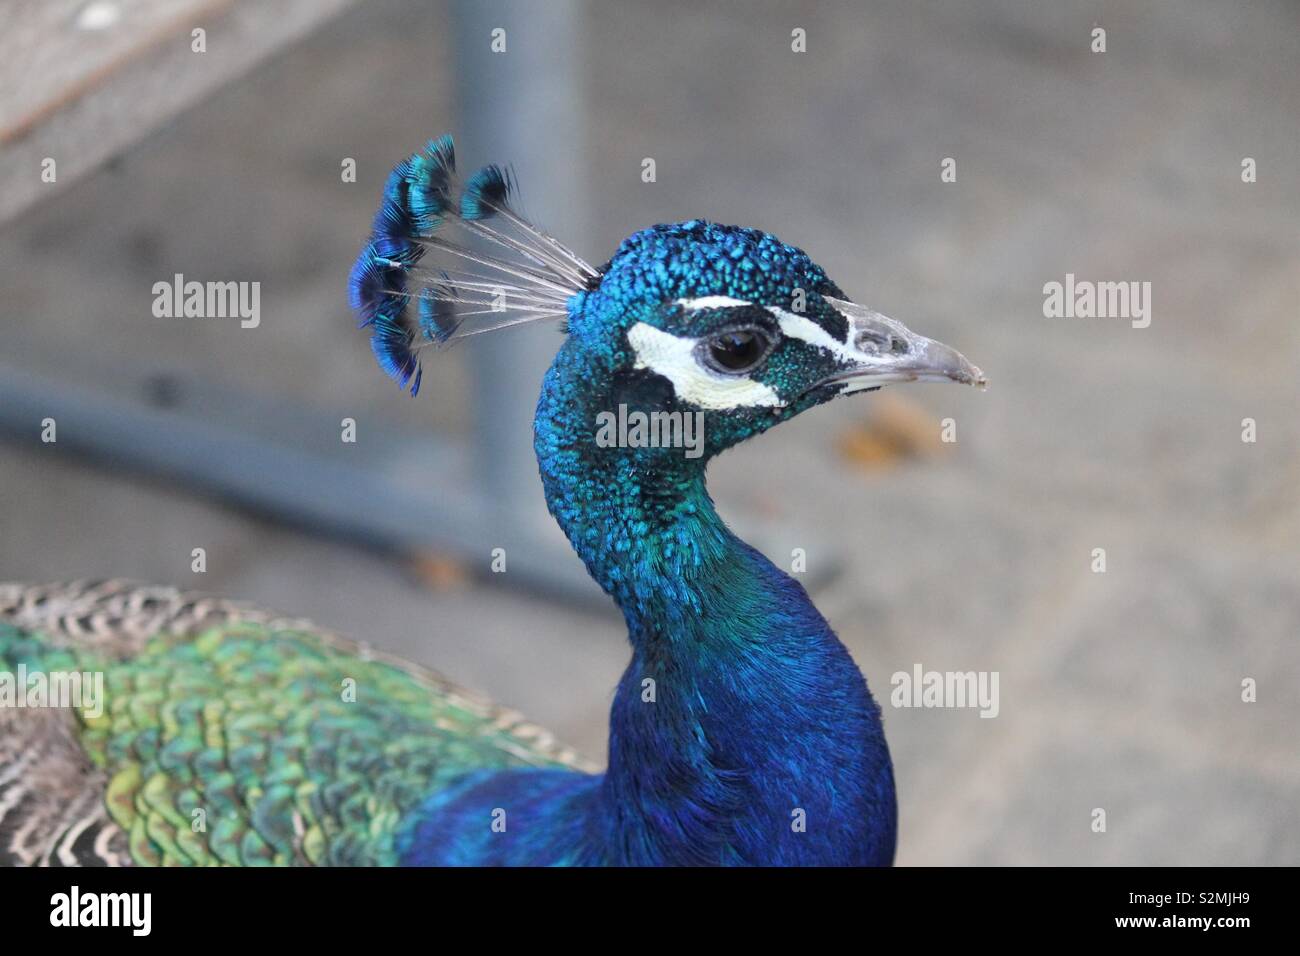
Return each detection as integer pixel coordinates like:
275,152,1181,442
700,327,773,375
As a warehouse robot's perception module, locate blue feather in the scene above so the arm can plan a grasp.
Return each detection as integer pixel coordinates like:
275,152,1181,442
349,139,465,393
347,242,397,328
371,160,419,248
459,164,515,221
404,136,456,234
418,286,460,344
351,137,593,376
368,313,422,396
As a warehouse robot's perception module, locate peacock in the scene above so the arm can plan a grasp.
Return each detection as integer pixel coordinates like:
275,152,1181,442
0,136,983,866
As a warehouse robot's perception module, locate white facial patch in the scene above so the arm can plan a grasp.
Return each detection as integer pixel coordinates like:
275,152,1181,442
767,307,860,365
626,321,783,409
627,297,897,409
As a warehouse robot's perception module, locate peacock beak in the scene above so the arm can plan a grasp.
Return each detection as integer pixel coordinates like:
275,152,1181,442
818,295,986,393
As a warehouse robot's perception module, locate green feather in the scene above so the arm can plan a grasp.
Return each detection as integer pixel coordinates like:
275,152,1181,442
0,618,577,866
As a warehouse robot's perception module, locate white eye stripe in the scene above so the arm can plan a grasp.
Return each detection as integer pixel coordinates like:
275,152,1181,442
674,295,753,311
627,322,783,409
628,299,863,411
678,297,858,363
767,307,861,365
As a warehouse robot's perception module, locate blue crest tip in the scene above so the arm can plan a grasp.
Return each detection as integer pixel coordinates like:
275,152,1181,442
368,314,422,396
419,288,460,344
350,137,462,394
460,164,514,221
404,137,457,234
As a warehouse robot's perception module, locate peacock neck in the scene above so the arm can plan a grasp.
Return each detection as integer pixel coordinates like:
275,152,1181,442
533,356,897,865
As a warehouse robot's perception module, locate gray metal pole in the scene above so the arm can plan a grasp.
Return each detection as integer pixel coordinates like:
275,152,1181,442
452,0,589,549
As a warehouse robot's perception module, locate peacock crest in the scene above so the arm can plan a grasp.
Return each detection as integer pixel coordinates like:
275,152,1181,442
348,136,600,395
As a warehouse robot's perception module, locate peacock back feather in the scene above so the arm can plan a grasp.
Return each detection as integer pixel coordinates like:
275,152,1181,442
0,581,590,867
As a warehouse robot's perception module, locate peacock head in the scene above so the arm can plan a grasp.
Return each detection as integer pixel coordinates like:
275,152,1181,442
350,138,984,466
564,220,984,459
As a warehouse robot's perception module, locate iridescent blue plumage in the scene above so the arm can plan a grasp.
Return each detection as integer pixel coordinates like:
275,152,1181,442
405,134,456,233
354,136,984,866
347,137,459,395
368,313,422,395
417,286,459,344
349,137,580,393
345,241,392,328
393,215,898,866
459,164,514,221
348,156,428,394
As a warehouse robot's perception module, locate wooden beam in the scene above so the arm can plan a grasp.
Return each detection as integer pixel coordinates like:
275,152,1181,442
0,0,356,224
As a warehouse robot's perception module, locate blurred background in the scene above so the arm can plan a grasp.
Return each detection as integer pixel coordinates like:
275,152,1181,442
1,0,1297,864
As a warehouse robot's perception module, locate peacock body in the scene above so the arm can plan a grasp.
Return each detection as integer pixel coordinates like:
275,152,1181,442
1,136,982,866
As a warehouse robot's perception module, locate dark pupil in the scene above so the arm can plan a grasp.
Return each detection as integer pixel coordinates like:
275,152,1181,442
710,330,763,370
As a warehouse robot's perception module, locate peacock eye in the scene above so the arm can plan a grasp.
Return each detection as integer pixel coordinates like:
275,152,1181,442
703,328,771,374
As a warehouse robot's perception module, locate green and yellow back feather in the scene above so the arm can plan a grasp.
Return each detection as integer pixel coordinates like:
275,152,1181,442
0,581,589,867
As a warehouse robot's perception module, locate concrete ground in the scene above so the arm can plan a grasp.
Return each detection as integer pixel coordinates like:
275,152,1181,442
1,0,1297,864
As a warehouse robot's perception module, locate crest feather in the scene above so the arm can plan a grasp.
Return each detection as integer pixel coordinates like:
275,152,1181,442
348,136,599,395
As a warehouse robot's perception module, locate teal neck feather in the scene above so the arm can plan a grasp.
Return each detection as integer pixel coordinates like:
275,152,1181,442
400,335,895,865
349,141,922,864
533,341,896,864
